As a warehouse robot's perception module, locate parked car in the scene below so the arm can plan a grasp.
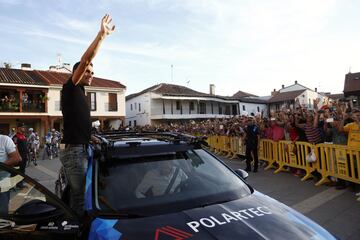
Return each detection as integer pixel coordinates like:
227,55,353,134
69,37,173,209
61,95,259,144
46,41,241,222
0,132,337,239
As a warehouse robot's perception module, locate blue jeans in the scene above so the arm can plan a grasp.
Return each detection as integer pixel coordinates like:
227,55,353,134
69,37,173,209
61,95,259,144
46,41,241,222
60,145,88,217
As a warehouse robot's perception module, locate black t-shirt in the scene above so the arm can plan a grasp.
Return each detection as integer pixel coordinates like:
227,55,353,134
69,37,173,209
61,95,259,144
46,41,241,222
245,124,259,148
61,78,91,144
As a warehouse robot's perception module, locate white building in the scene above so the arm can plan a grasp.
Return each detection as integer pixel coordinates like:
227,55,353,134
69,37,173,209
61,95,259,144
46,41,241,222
232,90,268,117
268,81,329,112
126,84,242,127
126,84,268,126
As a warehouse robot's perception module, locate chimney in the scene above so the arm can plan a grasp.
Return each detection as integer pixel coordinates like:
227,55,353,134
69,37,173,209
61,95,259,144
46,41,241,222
271,89,278,96
315,87,317,92
295,80,298,84
210,84,215,95
282,84,285,89
21,63,32,71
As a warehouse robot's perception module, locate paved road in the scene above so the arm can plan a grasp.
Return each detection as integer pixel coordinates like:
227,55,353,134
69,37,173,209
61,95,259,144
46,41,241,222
26,154,360,240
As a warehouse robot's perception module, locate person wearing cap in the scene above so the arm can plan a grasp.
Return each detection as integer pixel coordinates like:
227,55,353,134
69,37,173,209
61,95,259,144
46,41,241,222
0,132,21,214
12,123,28,182
60,15,115,217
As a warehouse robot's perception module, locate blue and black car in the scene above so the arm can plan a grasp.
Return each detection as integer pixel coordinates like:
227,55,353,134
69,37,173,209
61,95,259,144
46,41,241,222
0,132,337,239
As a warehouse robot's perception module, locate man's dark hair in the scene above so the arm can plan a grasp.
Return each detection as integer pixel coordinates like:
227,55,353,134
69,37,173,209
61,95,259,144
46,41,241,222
72,61,93,73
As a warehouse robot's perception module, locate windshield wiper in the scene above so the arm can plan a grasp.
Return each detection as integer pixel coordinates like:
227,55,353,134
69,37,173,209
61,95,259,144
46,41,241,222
198,199,233,208
115,212,148,218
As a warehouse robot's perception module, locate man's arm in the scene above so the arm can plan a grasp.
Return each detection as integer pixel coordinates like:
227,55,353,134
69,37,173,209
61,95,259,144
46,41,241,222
4,149,21,166
72,14,115,85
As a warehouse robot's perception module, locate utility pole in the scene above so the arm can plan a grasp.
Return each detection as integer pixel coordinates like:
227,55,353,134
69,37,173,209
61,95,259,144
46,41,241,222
171,64,173,83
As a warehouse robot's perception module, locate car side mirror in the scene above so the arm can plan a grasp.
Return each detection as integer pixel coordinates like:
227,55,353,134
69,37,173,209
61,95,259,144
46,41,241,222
13,199,64,224
235,169,249,180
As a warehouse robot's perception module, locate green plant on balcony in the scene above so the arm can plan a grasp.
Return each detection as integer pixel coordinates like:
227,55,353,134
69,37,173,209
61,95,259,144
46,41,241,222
39,95,49,103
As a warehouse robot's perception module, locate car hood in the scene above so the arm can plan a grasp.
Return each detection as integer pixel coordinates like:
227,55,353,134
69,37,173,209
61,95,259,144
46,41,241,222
89,191,336,240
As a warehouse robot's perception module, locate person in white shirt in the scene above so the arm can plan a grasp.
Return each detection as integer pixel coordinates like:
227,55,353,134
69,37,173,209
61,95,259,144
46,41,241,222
135,161,188,198
0,134,21,215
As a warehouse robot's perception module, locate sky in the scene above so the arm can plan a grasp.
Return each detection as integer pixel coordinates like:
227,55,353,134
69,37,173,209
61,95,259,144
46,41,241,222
1,0,360,97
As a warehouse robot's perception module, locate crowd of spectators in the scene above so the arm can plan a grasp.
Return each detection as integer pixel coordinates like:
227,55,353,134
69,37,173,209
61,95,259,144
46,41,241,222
122,99,360,195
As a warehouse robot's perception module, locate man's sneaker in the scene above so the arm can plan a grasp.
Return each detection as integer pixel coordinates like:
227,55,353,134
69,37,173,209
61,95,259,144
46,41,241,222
253,169,258,173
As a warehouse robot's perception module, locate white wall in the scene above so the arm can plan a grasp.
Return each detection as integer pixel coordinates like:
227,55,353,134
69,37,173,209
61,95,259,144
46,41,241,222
47,85,125,117
126,93,151,126
239,102,267,116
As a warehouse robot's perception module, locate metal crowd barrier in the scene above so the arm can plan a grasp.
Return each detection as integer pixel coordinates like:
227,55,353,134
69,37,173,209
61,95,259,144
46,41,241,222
203,134,360,202
258,139,278,170
316,143,360,186
276,141,318,182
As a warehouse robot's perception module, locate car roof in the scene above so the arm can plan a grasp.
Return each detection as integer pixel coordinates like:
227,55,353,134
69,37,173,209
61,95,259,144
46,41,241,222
94,131,206,160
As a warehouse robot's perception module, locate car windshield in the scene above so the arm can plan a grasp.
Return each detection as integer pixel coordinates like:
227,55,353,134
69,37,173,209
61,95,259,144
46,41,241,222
95,149,251,217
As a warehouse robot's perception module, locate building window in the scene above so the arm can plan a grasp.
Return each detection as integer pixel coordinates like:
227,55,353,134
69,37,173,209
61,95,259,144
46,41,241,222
257,106,260,112
176,101,181,110
225,105,230,115
134,120,137,127
134,102,137,109
219,105,222,114
108,93,117,111
130,104,133,111
189,102,194,111
242,105,246,111
199,102,206,114
139,103,141,112
87,92,96,111
232,104,237,115
129,121,131,126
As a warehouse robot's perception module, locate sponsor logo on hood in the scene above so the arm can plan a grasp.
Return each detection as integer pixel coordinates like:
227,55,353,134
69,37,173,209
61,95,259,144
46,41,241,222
155,206,272,238
155,226,193,240
187,206,272,233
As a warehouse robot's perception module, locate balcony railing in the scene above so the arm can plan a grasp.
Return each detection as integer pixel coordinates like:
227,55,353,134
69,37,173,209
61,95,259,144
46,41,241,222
1,89,47,113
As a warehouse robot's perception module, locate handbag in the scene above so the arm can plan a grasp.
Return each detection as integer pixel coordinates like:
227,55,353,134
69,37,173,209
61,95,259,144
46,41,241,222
306,149,317,163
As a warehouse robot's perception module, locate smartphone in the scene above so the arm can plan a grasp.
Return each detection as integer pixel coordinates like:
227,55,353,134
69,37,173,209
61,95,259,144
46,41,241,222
326,118,334,123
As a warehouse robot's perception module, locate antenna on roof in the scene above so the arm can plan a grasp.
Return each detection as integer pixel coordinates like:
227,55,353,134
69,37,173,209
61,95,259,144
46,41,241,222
57,53,62,69
171,64,173,83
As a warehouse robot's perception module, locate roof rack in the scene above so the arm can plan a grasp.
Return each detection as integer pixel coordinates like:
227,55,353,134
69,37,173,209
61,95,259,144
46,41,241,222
95,131,203,146
92,131,208,161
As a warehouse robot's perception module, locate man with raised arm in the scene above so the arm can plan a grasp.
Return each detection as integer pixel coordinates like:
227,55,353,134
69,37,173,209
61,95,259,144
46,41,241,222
60,14,115,217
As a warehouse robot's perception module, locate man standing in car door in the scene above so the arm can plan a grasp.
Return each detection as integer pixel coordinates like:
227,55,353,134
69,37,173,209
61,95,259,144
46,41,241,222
61,14,115,217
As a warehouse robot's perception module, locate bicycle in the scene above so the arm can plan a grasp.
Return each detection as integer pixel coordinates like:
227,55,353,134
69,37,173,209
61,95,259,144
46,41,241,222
27,146,38,167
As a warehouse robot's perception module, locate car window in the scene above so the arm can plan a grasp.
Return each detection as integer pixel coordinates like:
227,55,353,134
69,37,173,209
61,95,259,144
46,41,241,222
0,166,75,230
96,149,251,216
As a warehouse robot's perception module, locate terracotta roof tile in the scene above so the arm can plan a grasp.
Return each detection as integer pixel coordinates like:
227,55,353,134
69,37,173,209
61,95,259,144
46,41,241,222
127,83,239,101
154,83,209,97
0,68,125,89
0,68,46,85
268,90,305,103
232,90,257,98
35,70,125,89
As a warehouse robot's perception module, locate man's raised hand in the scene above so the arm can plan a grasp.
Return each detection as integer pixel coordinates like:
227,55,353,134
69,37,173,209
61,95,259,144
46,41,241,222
100,14,115,36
